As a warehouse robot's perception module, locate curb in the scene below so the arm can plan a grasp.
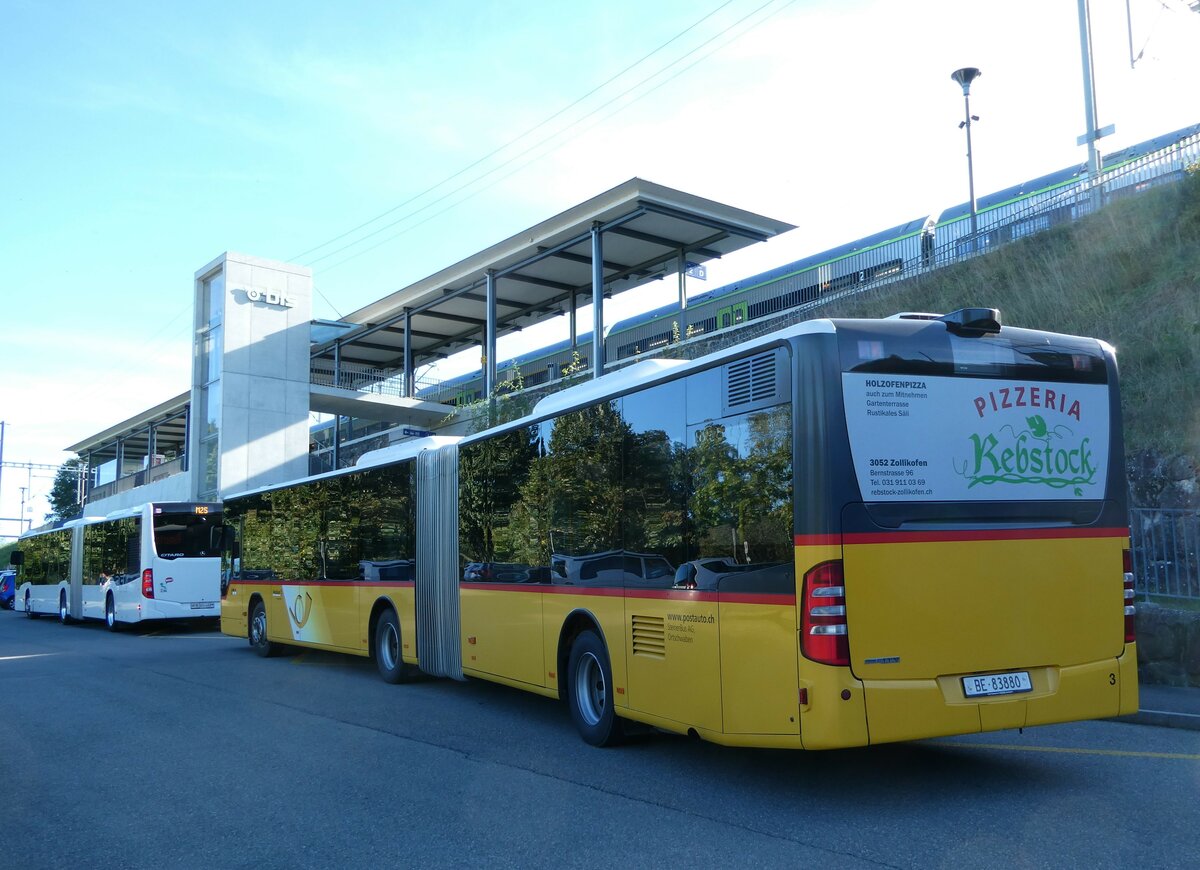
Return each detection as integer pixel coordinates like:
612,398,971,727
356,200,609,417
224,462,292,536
1114,709,1200,732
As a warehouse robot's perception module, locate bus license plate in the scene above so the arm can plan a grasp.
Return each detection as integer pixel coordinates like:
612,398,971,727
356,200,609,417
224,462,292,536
962,671,1032,698
190,602,215,610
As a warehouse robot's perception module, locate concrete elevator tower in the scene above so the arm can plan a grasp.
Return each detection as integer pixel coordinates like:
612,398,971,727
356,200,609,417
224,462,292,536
190,252,313,500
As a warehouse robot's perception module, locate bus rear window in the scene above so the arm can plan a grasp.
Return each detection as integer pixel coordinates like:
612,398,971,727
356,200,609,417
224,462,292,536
154,513,223,558
840,321,1107,383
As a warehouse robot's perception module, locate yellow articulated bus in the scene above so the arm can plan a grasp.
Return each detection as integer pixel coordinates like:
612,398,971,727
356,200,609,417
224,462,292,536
221,308,1137,749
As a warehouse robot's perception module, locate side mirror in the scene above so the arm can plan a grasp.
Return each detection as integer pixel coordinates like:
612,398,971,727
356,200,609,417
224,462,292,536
211,526,234,551
10,550,23,567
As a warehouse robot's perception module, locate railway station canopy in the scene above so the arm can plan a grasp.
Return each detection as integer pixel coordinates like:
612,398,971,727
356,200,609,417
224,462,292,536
310,178,795,393
66,178,793,507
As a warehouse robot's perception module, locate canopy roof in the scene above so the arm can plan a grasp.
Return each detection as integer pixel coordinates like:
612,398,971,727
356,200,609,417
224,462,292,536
312,178,794,370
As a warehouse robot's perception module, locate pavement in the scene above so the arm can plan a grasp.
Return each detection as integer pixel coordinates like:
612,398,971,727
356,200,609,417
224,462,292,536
1119,683,1200,731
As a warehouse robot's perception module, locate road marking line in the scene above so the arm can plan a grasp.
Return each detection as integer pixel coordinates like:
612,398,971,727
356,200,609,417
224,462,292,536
942,741,1200,761
0,653,61,662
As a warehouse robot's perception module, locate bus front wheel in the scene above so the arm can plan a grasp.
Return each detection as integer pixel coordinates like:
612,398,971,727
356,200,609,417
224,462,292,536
26,591,38,619
567,630,625,747
249,600,279,658
374,609,407,684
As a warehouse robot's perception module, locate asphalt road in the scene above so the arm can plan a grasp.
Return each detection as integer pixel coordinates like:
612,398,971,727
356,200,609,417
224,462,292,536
1,611,1198,870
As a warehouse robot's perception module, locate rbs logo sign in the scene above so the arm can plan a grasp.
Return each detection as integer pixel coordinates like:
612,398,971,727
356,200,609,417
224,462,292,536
240,287,295,309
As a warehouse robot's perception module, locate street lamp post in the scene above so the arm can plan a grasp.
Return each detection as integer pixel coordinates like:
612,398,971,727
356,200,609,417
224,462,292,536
951,67,982,243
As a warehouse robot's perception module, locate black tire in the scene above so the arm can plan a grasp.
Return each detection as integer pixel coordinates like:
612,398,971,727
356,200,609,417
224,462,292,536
58,591,70,624
374,608,407,684
105,595,121,632
248,600,279,657
26,591,39,619
567,629,625,747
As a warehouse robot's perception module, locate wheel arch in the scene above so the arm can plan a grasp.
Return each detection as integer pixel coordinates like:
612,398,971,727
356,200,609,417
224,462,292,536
556,607,609,703
246,592,265,632
367,595,399,661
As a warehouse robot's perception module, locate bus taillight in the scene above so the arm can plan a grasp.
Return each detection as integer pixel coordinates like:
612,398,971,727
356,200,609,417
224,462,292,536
142,568,155,599
802,561,849,667
1123,549,1136,644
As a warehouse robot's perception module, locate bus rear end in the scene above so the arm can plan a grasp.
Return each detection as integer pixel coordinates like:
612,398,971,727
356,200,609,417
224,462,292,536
798,310,1135,748
138,503,224,621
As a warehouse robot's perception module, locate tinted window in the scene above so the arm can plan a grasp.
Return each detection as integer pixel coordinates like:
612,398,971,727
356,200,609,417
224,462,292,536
621,380,686,587
18,529,72,585
838,321,1107,384
544,404,625,571
229,463,415,581
459,425,546,583
687,404,794,584
84,517,140,583
154,512,222,558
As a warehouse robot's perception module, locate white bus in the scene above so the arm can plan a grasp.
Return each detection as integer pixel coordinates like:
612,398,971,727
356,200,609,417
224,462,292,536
14,502,224,630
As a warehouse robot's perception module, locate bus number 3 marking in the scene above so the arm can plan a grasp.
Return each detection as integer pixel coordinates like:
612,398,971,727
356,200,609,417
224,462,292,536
1109,673,1116,685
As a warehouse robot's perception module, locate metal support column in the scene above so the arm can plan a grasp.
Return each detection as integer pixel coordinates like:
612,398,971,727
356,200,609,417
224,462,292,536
569,292,577,352
332,416,341,470
484,270,498,399
677,249,688,339
403,308,415,398
1078,0,1102,179
590,223,604,379
333,342,341,390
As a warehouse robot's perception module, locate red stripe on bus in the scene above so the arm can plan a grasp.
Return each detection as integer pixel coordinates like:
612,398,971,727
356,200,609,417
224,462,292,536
231,580,415,588
717,592,796,606
460,584,792,605
464,582,560,593
625,588,720,602
795,527,1129,546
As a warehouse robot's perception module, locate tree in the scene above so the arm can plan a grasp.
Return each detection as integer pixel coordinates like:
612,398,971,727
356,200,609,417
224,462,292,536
46,458,85,522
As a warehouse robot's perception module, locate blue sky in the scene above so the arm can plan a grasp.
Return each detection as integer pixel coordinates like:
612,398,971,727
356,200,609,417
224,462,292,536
2,0,1198,530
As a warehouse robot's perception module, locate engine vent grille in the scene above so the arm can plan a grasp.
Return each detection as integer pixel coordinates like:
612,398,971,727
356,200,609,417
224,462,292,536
631,615,665,659
723,350,785,415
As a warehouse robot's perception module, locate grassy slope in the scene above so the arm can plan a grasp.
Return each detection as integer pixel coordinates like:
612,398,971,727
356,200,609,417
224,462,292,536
804,172,1200,495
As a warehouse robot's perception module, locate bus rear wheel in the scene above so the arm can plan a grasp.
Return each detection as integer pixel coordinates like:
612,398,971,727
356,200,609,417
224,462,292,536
105,595,121,632
58,591,70,624
26,591,38,619
373,609,407,684
249,600,279,658
567,630,625,747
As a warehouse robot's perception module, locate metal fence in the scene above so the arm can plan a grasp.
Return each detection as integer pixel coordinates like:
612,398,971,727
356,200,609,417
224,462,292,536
1130,508,1200,601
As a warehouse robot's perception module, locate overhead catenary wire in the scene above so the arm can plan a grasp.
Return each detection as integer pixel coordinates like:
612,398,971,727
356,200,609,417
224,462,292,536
110,2,789,342
310,0,797,275
288,0,739,265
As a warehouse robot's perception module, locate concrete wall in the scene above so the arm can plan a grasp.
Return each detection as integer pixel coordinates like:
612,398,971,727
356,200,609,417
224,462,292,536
79,472,192,517
1137,603,1200,688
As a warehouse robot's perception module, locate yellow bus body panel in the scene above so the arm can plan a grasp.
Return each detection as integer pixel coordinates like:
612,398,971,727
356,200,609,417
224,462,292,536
460,586,545,687
718,601,799,735
795,658,870,749
622,593,722,734
222,582,416,661
220,587,250,638
541,592,626,703
842,536,1125,682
